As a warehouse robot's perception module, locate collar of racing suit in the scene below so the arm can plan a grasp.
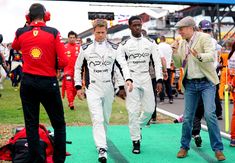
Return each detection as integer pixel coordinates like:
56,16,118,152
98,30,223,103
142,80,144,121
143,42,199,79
94,40,106,46
130,34,143,41
30,21,46,27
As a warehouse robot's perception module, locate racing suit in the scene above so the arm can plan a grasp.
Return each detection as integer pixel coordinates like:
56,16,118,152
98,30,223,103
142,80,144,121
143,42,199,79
119,35,163,141
113,65,125,96
228,49,235,140
74,40,131,150
62,43,80,108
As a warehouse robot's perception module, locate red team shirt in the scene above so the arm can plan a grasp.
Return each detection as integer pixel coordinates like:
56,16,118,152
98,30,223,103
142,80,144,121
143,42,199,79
12,21,68,77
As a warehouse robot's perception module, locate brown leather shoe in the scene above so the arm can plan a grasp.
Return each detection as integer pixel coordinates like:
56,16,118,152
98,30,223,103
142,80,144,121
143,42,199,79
215,151,226,161
177,148,188,158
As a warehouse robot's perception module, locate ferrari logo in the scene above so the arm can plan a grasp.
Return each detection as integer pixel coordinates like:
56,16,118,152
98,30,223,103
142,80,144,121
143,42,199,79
33,30,38,37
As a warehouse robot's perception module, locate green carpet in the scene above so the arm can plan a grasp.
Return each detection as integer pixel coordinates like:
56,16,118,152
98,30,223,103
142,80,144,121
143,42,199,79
64,124,235,163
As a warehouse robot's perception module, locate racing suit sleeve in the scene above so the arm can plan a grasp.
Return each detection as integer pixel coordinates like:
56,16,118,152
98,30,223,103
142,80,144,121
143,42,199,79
152,44,163,81
116,45,132,81
113,65,125,90
55,32,68,69
74,49,85,90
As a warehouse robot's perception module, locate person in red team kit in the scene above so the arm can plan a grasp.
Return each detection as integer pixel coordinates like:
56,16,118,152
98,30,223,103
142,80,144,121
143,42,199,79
62,31,80,110
12,3,68,163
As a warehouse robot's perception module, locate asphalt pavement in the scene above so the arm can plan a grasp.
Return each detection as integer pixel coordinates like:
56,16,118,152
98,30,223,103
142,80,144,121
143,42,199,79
156,94,233,135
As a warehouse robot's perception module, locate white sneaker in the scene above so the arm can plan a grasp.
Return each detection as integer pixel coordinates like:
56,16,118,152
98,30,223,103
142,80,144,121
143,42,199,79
98,148,107,163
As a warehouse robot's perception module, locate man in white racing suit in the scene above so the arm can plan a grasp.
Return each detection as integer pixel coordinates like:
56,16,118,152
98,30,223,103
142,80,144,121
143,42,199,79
119,16,163,154
74,19,133,163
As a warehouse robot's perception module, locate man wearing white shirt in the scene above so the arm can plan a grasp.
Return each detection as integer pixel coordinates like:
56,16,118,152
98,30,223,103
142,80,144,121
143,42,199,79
158,36,173,104
190,19,224,148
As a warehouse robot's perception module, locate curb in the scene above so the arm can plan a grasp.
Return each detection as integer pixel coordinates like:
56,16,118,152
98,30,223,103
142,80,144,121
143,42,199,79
157,107,231,140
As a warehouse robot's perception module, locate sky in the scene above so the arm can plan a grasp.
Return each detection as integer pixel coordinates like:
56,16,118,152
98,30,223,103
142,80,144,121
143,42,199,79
0,0,188,43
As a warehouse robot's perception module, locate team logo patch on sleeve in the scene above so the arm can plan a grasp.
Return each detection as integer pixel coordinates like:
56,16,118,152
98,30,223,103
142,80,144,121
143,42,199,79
30,47,42,59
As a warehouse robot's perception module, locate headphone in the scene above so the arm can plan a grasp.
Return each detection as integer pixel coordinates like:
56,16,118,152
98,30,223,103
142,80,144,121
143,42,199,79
25,4,51,24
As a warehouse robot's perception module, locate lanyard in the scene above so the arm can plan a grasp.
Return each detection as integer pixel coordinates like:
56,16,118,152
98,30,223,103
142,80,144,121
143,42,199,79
182,32,196,68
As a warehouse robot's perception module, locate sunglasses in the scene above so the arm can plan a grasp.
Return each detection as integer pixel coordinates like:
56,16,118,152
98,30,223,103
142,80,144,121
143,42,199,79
203,29,212,33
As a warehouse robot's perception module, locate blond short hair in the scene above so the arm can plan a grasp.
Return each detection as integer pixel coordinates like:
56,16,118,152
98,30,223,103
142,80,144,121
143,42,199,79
92,19,108,29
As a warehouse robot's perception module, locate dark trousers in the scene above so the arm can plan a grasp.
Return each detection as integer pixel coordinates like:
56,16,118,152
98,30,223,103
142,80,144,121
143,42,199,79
192,84,222,136
192,97,204,136
20,73,66,163
159,69,173,101
215,84,222,117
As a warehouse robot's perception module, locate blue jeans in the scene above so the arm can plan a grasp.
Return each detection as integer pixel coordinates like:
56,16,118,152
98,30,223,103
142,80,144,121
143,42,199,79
181,78,223,152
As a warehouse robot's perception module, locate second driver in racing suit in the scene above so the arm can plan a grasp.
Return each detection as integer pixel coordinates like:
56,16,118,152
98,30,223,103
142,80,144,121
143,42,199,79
74,19,133,163
118,16,163,154
62,31,80,110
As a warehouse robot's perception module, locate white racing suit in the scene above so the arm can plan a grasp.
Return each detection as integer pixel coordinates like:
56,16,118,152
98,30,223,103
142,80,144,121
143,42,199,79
74,40,131,150
113,65,125,95
119,35,163,141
